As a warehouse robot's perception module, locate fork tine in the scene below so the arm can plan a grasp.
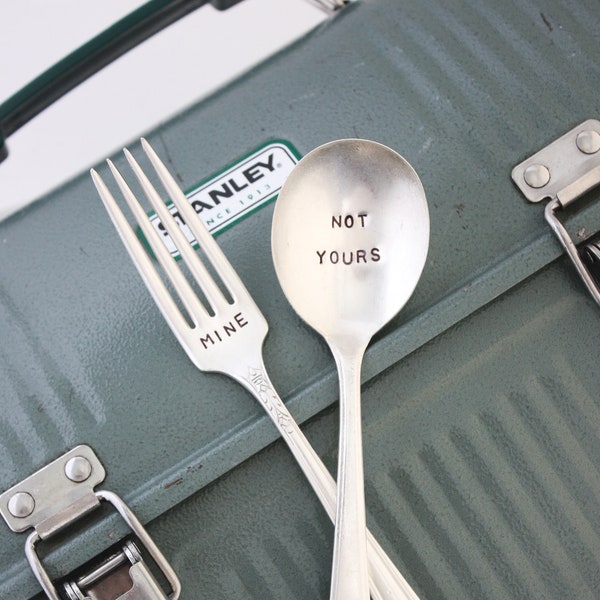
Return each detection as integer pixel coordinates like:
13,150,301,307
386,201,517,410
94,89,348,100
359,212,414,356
141,138,248,302
123,147,230,314
90,167,195,344
104,158,212,329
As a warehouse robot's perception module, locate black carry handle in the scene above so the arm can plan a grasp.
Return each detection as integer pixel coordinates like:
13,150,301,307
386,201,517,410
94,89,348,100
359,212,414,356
0,0,245,163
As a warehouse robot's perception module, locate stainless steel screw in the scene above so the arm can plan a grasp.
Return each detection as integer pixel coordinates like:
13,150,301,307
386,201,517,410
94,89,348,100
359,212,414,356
65,456,93,483
524,164,551,188
576,130,600,154
8,492,35,518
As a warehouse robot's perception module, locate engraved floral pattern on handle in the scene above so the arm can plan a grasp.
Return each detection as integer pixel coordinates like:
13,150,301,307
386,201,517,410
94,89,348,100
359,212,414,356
245,367,294,435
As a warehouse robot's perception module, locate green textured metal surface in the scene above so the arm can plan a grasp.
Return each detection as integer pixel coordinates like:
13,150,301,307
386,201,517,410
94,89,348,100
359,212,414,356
145,259,600,599
0,0,599,597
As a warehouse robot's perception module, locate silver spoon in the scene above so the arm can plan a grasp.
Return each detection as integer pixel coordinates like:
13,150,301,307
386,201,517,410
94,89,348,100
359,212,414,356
271,139,429,600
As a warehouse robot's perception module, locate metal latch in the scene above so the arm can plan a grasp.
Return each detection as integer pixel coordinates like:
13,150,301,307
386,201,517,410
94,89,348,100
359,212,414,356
62,540,167,600
0,445,181,600
512,119,600,305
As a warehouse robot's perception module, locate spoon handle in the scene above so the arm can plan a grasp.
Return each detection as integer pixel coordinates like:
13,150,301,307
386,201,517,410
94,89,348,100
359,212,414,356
234,360,419,600
330,344,370,600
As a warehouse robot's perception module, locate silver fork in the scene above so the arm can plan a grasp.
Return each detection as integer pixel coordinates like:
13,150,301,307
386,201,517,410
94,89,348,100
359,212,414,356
91,138,419,600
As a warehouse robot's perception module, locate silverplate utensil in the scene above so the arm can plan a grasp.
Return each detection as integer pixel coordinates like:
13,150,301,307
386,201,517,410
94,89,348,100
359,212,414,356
271,139,429,600
90,138,421,600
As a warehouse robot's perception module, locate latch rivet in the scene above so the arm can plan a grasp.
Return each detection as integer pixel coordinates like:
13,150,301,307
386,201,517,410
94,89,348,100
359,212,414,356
576,130,600,155
65,456,92,483
524,164,551,188
7,492,35,518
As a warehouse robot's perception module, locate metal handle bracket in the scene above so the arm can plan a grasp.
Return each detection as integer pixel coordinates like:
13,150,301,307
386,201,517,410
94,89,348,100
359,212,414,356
0,445,180,600
512,119,600,305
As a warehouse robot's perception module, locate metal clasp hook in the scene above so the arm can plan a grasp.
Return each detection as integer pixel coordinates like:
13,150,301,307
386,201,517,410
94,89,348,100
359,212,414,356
512,119,600,306
0,445,180,600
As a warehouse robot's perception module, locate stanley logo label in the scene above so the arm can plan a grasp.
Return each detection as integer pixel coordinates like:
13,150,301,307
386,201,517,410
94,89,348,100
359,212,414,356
148,141,299,256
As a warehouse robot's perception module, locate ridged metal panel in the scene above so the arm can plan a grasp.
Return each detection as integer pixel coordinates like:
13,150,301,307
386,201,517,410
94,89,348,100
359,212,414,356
0,0,599,597
144,261,600,599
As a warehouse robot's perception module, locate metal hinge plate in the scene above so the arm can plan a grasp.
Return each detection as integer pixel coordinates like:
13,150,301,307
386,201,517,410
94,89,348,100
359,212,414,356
0,445,105,536
512,119,600,305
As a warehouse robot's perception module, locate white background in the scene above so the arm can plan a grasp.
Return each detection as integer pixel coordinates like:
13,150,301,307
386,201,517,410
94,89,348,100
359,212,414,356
0,0,327,221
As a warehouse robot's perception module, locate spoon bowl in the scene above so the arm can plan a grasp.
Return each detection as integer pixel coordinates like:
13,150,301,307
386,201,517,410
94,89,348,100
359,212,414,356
272,139,429,600
272,139,429,347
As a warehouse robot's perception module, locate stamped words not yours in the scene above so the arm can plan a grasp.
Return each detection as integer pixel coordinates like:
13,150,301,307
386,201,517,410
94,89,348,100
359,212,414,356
316,213,381,266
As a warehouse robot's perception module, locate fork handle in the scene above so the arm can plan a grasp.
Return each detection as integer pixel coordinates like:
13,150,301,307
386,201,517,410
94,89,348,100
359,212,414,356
236,363,419,600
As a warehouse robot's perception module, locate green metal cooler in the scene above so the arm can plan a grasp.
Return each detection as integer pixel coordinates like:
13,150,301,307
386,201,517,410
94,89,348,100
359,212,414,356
1,0,599,597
